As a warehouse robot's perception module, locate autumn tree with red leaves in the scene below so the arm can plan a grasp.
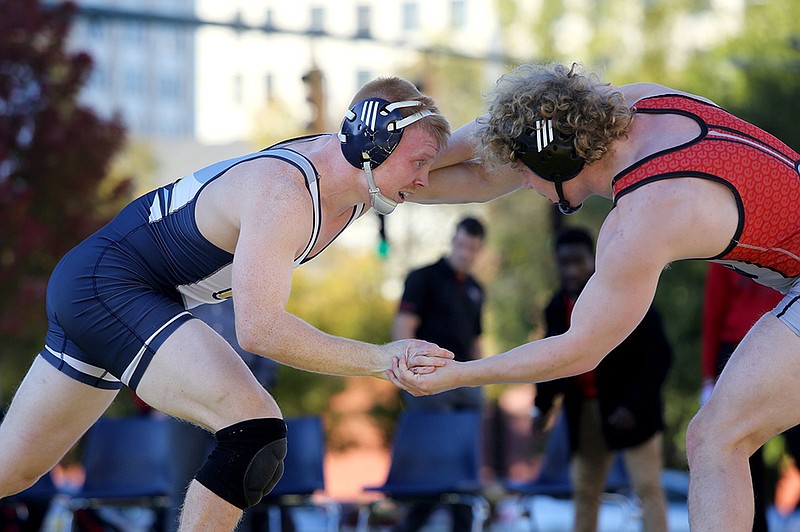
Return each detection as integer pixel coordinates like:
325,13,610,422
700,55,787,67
0,0,128,402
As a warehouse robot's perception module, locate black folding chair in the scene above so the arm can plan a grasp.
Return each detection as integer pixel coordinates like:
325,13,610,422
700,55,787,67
70,416,177,530
357,410,489,532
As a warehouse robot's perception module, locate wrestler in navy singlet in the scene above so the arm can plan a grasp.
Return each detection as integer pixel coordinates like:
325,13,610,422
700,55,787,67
40,141,363,391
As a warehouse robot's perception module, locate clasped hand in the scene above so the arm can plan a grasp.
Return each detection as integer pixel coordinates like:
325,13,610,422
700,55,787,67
385,339,459,396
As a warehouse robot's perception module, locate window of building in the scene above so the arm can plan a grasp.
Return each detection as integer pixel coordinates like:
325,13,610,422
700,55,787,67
233,73,243,104
160,75,180,100
123,21,146,46
402,2,419,32
264,72,273,101
450,0,466,29
356,5,371,38
264,8,275,29
356,70,371,91
124,68,144,96
89,65,109,91
88,19,107,41
310,6,325,34
173,29,186,54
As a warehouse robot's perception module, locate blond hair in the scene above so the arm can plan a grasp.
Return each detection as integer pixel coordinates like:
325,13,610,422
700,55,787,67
479,63,632,166
349,77,450,150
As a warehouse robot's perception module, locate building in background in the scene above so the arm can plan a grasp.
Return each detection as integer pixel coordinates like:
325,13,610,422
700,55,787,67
194,0,505,144
63,0,196,139
57,0,504,145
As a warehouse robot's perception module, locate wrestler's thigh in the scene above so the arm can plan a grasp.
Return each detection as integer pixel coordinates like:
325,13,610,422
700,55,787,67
0,357,118,479
705,313,800,448
134,319,281,432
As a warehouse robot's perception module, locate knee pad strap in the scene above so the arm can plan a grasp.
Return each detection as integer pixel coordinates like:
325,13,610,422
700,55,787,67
195,417,287,510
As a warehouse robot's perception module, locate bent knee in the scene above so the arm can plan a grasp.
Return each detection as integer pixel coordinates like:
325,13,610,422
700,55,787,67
686,407,759,469
195,417,287,509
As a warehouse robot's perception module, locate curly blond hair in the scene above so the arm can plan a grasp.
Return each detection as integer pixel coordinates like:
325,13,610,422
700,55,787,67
479,63,632,167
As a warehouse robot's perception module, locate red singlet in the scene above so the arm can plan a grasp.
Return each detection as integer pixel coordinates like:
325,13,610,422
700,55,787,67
612,94,800,292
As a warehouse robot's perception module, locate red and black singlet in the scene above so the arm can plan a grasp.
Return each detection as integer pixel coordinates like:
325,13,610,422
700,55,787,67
612,94,800,292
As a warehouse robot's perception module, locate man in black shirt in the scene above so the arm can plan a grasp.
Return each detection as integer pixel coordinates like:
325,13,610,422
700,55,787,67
391,216,486,531
393,216,486,412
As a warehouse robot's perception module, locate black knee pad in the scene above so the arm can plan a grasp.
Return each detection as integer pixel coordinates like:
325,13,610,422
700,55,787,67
195,417,287,510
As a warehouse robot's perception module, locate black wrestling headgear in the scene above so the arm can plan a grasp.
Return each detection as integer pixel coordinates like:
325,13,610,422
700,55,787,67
514,119,586,215
338,98,432,215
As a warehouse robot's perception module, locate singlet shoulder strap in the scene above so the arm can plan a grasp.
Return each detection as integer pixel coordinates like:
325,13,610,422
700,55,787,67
258,147,322,267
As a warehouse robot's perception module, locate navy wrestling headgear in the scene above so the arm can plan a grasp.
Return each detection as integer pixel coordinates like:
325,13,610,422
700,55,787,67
514,119,586,215
339,98,433,215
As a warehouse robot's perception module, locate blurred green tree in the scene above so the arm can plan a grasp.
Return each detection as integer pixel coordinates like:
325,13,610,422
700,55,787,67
0,0,128,404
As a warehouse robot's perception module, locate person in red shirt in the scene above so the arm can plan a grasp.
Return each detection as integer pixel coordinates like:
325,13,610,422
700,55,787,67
701,264,783,403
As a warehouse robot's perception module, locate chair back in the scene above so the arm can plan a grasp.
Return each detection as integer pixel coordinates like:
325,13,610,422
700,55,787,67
267,415,326,497
376,410,483,496
78,416,175,500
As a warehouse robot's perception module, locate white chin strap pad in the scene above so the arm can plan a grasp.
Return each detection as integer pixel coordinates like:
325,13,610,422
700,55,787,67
363,161,397,215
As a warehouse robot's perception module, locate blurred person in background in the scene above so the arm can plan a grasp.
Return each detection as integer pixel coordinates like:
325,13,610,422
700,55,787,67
533,226,671,532
392,215,487,531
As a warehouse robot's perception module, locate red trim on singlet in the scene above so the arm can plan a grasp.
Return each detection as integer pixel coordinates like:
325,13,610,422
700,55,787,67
612,94,800,278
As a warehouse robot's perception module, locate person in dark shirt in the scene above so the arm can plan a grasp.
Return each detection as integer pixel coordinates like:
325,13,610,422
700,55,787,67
393,216,486,412
533,227,672,532
391,216,486,531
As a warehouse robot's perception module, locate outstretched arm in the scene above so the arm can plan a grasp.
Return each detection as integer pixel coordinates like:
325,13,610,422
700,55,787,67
412,118,522,204
392,178,734,394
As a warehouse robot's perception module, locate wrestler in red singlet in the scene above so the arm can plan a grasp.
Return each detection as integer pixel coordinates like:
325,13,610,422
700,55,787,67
612,95,800,293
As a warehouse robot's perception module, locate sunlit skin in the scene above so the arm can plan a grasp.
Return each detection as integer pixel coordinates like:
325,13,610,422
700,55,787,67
373,127,441,205
398,81,800,531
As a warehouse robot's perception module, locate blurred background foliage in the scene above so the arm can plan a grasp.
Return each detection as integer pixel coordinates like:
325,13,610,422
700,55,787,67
2,0,800,480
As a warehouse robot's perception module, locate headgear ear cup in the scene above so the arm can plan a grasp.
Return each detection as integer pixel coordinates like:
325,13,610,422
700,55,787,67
514,119,586,214
339,99,434,215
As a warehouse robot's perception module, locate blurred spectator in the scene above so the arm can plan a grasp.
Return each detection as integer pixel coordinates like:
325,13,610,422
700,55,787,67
392,216,487,531
533,227,672,532
701,262,800,531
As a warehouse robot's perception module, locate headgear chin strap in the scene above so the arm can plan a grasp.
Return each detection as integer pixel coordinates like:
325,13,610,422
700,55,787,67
339,98,433,215
514,119,586,215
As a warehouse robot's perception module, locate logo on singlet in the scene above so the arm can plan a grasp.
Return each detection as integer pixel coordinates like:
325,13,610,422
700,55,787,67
212,289,233,300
